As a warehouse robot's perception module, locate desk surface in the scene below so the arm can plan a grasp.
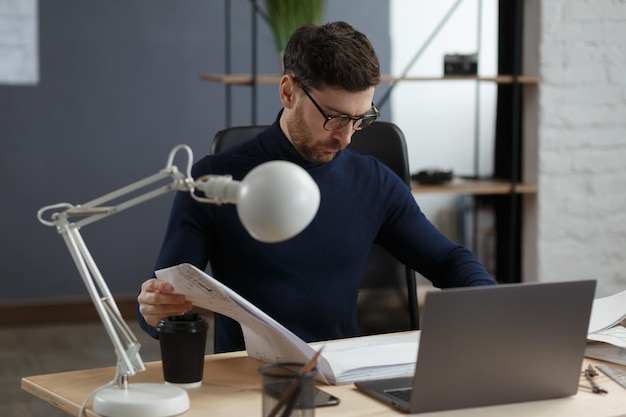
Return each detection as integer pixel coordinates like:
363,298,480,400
22,351,626,417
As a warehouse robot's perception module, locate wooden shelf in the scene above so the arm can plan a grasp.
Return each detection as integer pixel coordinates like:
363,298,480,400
201,74,541,85
383,75,541,84
411,178,537,195
201,74,282,84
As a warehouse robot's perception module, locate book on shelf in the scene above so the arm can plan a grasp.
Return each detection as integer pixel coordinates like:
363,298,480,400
156,263,418,385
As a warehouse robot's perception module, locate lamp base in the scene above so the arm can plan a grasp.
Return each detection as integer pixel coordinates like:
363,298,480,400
93,383,190,417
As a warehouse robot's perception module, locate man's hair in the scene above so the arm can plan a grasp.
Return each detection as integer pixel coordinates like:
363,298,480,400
283,21,380,92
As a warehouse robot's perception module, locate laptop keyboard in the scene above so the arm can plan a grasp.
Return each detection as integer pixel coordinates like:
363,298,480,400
385,387,413,402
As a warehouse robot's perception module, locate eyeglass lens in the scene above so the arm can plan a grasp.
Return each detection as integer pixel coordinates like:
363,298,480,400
324,113,378,131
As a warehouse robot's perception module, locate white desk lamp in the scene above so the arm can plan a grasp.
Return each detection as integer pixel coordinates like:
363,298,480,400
37,145,320,417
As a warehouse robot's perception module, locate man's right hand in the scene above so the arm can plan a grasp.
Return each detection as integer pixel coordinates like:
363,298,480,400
137,278,193,327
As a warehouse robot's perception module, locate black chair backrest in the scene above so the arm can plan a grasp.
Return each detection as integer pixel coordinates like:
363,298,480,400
211,126,268,154
350,122,411,187
211,122,419,334
349,122,418,334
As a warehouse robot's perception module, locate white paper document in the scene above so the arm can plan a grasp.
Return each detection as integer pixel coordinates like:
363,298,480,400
587,289,626,349
588,289,626,334
587,326,626,347
156,263,419,385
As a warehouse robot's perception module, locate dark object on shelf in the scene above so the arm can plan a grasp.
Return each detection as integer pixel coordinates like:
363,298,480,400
444,53,478,75
411,169,454,185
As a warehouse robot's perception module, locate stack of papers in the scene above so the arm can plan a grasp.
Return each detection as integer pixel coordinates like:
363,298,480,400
587,289,626,345
585,289,626,365
156,263,419,385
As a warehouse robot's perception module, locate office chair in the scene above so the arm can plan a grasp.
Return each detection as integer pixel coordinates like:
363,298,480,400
210,122,419,335
211,126,267,154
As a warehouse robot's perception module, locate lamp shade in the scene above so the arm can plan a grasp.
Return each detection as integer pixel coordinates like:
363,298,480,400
236,161,320,243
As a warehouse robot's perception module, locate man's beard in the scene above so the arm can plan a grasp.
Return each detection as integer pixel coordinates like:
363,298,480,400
287,106,343,163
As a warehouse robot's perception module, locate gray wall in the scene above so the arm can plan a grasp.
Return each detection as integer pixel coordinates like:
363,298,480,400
0,1,390,302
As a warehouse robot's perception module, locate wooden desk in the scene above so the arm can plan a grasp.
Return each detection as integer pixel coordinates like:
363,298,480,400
22,351,626,417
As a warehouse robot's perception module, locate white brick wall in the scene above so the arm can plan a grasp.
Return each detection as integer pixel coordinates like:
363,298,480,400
532,0,626,295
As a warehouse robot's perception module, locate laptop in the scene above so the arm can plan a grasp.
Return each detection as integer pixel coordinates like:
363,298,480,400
355,280,596,414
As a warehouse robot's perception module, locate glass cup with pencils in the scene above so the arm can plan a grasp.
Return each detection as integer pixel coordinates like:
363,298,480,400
259,348,323,417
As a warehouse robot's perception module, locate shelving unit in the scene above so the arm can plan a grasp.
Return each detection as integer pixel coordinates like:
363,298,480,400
201,74,540,198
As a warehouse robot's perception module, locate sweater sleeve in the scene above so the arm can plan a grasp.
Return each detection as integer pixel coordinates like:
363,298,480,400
376,172,496,288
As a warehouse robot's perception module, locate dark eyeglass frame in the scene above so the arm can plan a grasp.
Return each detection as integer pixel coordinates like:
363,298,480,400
297,82,380,131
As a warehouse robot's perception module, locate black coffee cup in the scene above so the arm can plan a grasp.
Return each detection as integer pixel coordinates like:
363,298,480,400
157,312,208,388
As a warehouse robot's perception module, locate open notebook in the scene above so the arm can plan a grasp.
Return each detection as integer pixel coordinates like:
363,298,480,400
355,280,596,414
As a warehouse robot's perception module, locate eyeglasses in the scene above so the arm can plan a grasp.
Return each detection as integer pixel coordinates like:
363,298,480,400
297,82,380,131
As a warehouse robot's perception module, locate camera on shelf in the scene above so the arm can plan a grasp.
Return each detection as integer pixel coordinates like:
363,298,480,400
443,53,478,75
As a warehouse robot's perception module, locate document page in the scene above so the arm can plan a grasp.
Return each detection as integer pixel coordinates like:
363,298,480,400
156,263,419,384
587,326,626,348
585,289,626,365
588,289,626,334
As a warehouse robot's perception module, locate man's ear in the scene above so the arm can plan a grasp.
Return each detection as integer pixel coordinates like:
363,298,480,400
279,75,297,109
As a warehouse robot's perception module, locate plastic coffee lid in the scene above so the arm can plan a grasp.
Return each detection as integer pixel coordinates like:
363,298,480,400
157,313,208,333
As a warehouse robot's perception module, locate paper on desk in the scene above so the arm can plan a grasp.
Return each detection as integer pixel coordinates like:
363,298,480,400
587,289,626,334
587,325,626,348
156,263,420,385
587,291,626,348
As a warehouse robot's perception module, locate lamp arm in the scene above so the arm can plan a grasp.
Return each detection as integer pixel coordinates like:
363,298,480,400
60,219,145,378
47,145,196,230
35,145,219,383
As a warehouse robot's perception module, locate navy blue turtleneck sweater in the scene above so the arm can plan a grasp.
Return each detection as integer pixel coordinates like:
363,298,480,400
140,118,495,352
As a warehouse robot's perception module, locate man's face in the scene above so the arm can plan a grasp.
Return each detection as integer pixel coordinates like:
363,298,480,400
281,79,376,163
